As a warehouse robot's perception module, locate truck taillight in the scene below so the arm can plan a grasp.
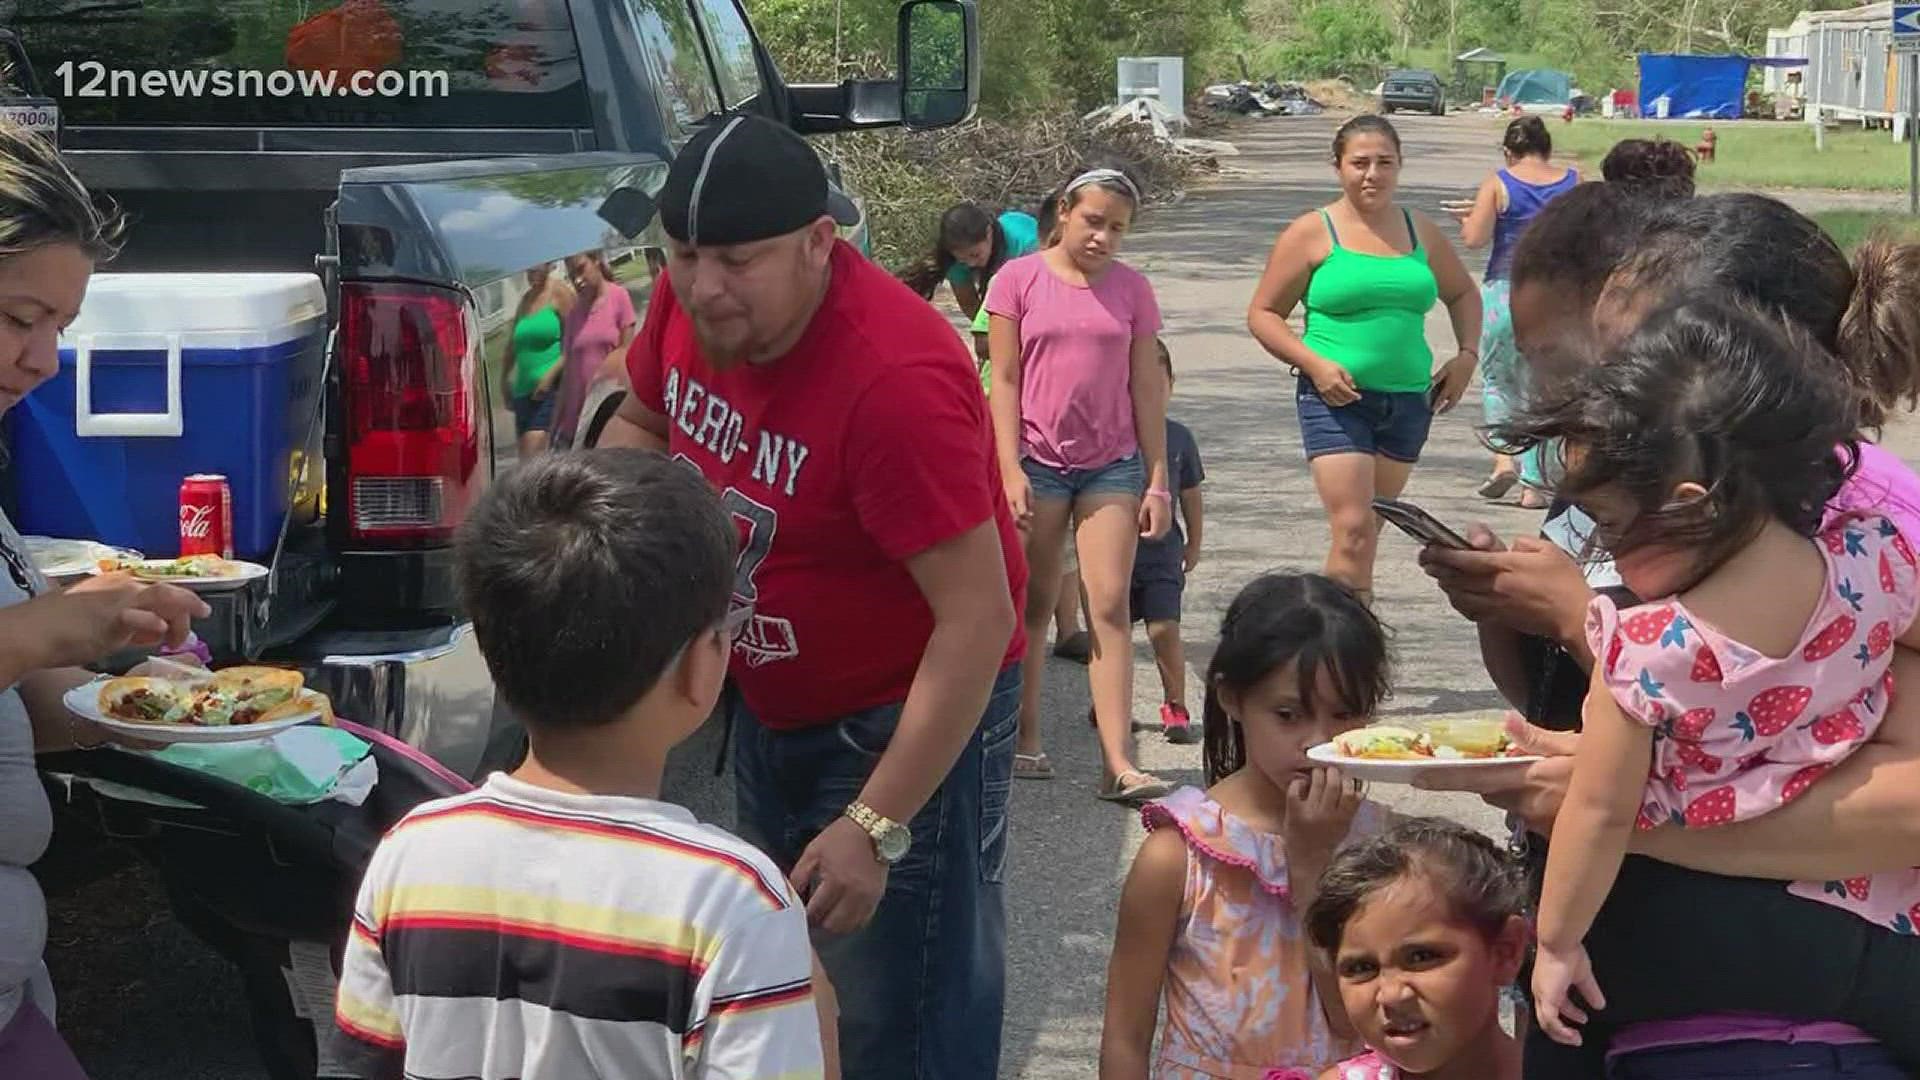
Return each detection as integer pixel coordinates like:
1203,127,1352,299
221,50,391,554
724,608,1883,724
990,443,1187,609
339,283,481,544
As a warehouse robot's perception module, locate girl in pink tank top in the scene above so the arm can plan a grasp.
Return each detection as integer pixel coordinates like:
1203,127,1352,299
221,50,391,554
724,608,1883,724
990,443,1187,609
1306,818,1528,1080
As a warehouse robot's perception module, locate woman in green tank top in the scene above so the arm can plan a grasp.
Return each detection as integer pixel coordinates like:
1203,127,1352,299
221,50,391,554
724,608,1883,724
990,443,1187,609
1247,115,1482,602
503,262,575,456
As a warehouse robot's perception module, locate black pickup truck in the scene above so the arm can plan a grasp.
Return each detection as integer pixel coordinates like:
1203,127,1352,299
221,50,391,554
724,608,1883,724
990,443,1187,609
0,0,976,776
0,2,976,1074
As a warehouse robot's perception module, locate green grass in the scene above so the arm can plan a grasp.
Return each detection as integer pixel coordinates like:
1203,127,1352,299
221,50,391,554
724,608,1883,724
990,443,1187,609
1812,210,1920,252
1542,118,1915,192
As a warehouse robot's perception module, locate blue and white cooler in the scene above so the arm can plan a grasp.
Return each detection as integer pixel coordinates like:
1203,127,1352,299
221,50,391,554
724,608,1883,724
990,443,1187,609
9,273,327,561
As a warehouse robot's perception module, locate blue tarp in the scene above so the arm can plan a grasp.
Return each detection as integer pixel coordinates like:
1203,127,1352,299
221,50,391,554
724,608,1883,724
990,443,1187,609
1636,53,1750,119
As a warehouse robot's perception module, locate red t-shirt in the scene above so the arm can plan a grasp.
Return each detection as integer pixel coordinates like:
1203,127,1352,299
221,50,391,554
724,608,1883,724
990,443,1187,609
627,241,1028,729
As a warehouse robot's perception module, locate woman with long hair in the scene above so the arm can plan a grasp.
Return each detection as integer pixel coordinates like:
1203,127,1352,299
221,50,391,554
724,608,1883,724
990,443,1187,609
1421,187,1920,1078
551,249,636,448
909,202,1040,319
986,165,1172,802
501,261,576,457
1447,114,1578,508
0,122,210,1078
1247,115,1482,603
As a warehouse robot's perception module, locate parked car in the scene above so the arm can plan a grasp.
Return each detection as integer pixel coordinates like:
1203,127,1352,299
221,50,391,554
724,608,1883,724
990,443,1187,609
1,0,978,1074
1380,68,1446,115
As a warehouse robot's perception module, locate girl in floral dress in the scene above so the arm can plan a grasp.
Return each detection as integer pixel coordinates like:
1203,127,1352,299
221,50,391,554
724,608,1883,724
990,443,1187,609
1100,572,1393,1079
1491,295,1920,1048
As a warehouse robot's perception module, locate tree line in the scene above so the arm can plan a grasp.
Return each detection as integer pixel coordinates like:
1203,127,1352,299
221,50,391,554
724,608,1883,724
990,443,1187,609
751,0,1860,115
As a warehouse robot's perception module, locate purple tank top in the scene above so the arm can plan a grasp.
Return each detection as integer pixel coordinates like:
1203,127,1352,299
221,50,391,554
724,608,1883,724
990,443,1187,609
1485,166,1579,281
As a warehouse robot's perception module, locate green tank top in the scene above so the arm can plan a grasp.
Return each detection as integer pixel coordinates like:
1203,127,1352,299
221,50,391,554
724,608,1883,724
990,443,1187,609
1300,209,1438,394
509,305,565,398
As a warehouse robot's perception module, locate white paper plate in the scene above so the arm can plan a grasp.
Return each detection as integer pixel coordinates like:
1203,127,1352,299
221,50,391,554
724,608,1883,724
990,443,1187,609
21,537,142,581
92,558,269,592
63,677,326,744
1306,741,1542,787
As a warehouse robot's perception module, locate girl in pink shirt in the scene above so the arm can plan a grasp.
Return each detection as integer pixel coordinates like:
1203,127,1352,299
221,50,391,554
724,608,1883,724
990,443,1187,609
553,249,637,447
985,166,1172,803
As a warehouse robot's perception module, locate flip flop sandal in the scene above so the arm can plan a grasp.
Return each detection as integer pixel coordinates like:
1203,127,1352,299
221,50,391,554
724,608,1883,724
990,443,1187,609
1477,472,1519,500
1014,752,1055,780
1096,769,1172,804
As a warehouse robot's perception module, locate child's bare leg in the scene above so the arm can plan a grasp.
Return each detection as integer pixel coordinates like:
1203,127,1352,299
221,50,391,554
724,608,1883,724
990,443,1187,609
1145,618,1186,710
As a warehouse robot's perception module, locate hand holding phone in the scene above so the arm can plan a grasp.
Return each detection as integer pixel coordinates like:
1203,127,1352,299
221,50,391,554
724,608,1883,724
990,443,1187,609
1373,497,1471,550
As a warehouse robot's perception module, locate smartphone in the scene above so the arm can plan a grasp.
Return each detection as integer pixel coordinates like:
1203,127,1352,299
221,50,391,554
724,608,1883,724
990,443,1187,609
1427,375,1448,410
1373,497,1472,550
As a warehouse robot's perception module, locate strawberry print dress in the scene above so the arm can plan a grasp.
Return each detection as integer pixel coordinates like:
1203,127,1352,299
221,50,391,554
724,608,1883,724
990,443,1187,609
1587,513,1920,933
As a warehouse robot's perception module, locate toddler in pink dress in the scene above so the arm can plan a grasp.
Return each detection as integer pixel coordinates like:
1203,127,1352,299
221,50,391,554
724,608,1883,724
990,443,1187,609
1487,295,1920,1048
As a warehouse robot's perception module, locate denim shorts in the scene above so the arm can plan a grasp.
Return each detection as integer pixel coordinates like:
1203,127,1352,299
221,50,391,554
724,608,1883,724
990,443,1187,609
1296,375,1433,464
1021,452,1145,501
512,391,556,437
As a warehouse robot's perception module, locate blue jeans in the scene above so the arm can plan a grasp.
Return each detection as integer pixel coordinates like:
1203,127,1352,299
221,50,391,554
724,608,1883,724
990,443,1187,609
731,665,1020,1080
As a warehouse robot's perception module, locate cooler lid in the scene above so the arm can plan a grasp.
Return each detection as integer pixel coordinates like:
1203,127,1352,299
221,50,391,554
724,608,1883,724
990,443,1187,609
66,273,325,338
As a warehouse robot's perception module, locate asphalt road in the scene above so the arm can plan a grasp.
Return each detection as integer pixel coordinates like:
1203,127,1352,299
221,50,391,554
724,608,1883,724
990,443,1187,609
43,111,1920,1079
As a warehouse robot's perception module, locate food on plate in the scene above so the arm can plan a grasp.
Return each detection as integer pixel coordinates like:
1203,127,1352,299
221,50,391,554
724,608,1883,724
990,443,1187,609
95,667,325,728
1423,717,1515,759
97,676,196,724
1329,719,1525,761
97,554,239,580
1331,725,1429,760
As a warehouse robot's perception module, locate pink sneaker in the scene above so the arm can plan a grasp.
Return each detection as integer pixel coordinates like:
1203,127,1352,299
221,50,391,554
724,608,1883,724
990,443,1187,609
1161,703,1198,744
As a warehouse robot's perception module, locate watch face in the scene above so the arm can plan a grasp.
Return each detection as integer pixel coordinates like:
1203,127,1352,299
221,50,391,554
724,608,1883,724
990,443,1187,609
877,825,911,863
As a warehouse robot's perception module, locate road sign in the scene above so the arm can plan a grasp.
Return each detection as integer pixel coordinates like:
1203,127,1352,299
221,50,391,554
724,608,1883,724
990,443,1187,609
1897,3,1920,47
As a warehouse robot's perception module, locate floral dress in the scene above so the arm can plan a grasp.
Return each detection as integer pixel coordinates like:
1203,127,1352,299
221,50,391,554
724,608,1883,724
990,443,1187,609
1142,786,1389,1080
1587,513,1920,932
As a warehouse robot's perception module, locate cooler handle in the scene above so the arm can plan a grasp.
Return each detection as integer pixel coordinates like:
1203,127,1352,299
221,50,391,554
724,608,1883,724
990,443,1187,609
73,332,184,438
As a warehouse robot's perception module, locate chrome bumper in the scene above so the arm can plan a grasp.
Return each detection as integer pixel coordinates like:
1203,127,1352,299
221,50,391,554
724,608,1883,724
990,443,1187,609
285,622,507,781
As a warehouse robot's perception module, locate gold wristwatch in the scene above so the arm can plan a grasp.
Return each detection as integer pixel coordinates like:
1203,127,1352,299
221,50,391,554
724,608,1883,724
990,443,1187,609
843,802,911,865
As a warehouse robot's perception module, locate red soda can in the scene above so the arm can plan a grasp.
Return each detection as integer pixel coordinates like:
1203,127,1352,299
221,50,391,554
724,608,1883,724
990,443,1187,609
179,474,234,558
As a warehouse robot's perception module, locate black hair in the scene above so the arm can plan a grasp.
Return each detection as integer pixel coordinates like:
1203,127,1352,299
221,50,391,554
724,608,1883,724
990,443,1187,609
1508,181,1654,305
1502,115,1551,159
1156,337,1172,381
1600,138,1696,199
1202,573,1391,785
1606,193,1920,432
1490,293,1860,574
456,449,736,729
1036,190,1061,246
1305,817,1530,954
1333,114,1401,161
944,203,1003,287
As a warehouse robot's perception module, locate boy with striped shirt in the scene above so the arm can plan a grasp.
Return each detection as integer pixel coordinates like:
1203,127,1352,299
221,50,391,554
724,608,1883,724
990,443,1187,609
332,450,834,1079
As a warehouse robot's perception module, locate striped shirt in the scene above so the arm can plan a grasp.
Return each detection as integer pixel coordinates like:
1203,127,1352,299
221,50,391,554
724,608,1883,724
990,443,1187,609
331,774,823,1079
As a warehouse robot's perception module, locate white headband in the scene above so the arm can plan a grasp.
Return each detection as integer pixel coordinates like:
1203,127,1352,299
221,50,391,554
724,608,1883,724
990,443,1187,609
1065,168,1141,204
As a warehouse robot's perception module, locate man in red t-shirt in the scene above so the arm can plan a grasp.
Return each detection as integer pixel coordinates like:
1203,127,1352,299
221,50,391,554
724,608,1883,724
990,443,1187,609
600,114,1026,1080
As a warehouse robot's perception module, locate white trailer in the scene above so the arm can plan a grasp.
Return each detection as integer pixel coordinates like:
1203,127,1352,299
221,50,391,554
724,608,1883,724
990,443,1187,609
1770,2,1915,130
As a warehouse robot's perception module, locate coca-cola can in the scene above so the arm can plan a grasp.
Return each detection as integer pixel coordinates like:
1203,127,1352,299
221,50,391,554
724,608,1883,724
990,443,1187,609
179,474,233,559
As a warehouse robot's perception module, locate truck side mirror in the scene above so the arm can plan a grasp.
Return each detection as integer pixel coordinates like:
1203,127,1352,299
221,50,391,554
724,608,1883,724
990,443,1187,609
596,186,656,240
898,0,977,130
